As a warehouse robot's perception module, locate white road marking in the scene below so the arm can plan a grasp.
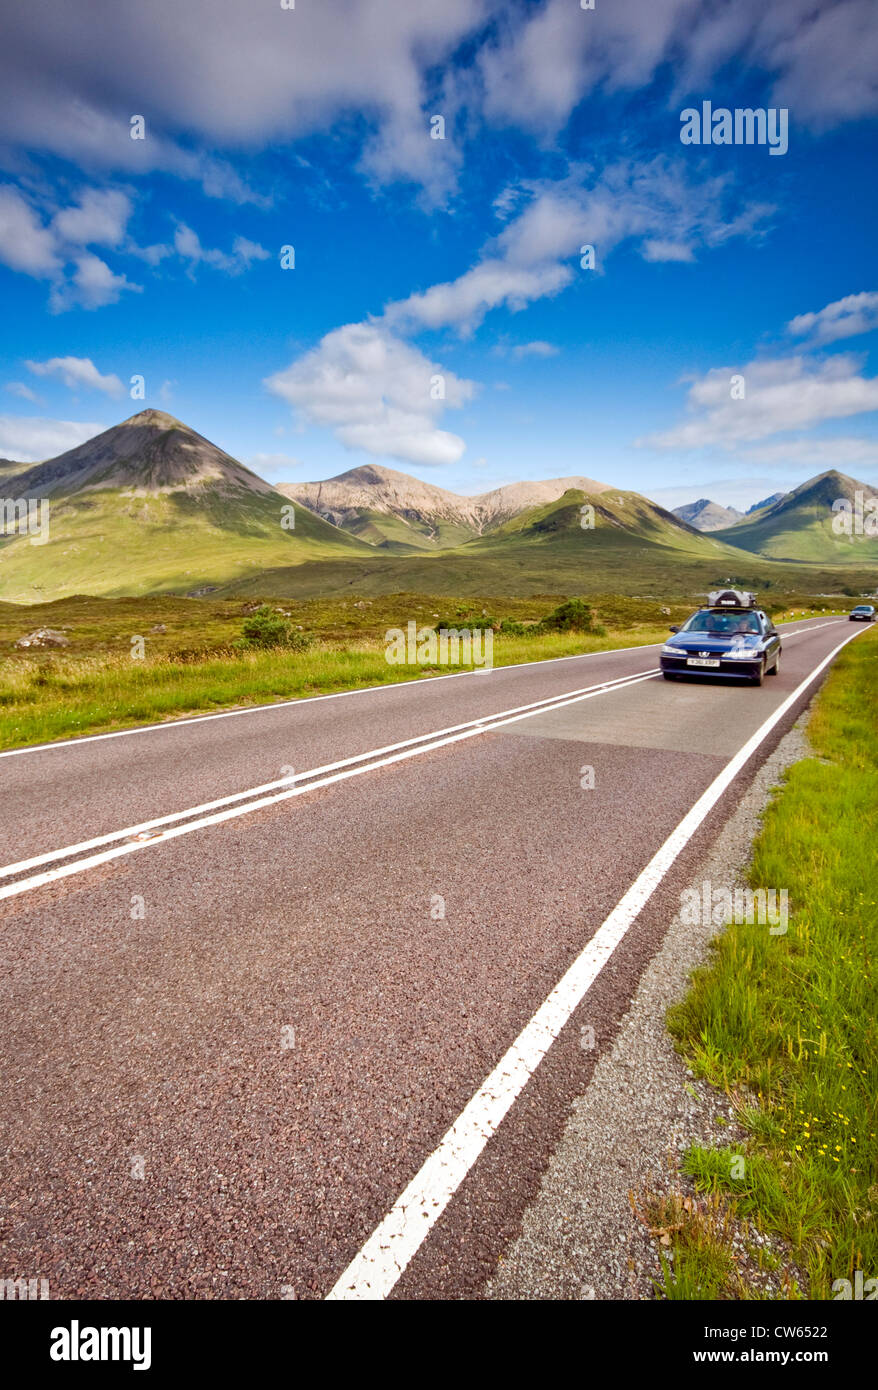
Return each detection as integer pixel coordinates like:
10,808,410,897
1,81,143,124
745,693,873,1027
0,668,660,900
325,623,864,1300
0,619,842,760
0,642,658,759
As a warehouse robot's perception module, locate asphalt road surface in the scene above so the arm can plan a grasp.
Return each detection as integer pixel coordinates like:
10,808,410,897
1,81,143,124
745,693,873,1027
0,617,861,1299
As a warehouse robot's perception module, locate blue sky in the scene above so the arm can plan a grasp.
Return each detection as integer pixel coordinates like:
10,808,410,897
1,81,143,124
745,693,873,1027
1,0,876,510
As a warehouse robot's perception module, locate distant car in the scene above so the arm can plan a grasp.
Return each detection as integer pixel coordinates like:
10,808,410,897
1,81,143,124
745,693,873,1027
660,590,782,686
848,605,876,622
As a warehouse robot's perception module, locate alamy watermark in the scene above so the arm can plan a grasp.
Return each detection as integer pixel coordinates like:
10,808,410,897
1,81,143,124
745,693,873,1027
1,497,50,545
680,102,788,156
385,620,493,671
831,490,878,539
680,881,789,935
1,1276,49,1299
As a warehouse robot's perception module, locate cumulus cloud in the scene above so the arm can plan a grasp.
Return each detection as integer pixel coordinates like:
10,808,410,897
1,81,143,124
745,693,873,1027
641,353,878,450
0,0,491,202
0,184,141,309
0,414,106,463
390,259,572,335
388,158,770,333
0,180,270,306
49,252,141,312
734,435,878,471
25,356,125,397
0,186,62,276
52,188,132,248
266,321,475,468
788,291,878,346
4,381,42,404
641,239,696,263
172,224,270,276
480,0,878,134
266,154,772,469
0,0,873,214
512,340,559,358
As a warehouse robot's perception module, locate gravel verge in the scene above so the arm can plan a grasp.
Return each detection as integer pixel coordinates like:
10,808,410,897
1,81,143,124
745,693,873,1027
486,715,813,1300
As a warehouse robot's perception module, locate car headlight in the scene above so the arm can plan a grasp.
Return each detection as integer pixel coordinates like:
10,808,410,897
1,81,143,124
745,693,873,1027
661,644,686,655
725,646,757,660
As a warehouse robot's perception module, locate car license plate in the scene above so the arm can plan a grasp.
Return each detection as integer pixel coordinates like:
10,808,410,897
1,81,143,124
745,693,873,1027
687,657,720,667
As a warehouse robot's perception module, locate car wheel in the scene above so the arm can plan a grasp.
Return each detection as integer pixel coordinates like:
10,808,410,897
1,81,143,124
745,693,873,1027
663,671,678,681
752,658,765,687
768,649,780,675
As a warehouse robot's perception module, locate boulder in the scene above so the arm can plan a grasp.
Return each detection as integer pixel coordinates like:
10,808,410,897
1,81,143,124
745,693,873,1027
15,628,70,649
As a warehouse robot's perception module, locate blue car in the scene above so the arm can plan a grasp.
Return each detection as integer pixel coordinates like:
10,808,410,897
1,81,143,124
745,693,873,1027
660,590,782,687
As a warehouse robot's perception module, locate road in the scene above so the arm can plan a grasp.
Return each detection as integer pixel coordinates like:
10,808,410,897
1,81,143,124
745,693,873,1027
0,616,860,1299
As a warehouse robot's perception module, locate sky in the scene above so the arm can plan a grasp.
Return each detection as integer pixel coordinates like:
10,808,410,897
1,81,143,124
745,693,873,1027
0,0,877,511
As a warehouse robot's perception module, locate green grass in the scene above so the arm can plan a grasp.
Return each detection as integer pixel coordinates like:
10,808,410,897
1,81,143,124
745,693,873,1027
0,590,692,749
665,627,878,1299
0,478,373,603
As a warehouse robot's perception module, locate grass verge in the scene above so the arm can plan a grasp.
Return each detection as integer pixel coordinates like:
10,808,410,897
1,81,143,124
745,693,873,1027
662,626,878,1299
0,590,680,749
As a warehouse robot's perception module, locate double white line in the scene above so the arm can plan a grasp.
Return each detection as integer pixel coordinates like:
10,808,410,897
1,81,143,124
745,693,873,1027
0,665,659,902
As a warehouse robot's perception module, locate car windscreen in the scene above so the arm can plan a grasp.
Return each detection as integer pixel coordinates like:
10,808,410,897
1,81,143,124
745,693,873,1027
681,609,762,635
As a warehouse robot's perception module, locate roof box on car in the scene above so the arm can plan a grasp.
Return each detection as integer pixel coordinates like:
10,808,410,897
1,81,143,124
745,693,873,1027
707,589,757,609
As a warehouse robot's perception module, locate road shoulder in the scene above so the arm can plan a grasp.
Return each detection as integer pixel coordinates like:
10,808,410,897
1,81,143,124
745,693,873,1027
485,716,812,1300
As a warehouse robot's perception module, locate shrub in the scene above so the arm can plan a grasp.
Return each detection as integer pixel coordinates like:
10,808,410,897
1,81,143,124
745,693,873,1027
237,606,314,651
431,614,496,633
538,598,594,632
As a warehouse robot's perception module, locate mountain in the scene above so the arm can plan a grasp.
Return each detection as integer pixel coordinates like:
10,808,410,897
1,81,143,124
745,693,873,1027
746,491,787,515
279,464,612,552
723,470,878,563
672,498,743,531
0,410,372,601
4,413,875,603
277,464,478,551
220,485,771,601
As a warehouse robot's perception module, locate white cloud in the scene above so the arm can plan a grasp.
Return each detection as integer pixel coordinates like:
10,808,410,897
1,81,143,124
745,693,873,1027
4,381,42,404
0,0,491,200
641,239,695,263
512,340,559,358
642,353,878,450
52,188,132,248
0,414,106,463
173,223,270,276
0,182,269,306
0,186,62,276
480,0,878,134
232,235,271,268
788,291,878,346
25,356,125,397
49,252,140,311
388,158,770,333
266,321,476,468
735,435,878,471
0,0,873,214
0,184,142,309
390,259,572,335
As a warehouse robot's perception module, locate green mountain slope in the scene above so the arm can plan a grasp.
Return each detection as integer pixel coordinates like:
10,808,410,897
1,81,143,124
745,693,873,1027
723,470,878,563
217,487,795,600
0,410,373,602
279,463,613,552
